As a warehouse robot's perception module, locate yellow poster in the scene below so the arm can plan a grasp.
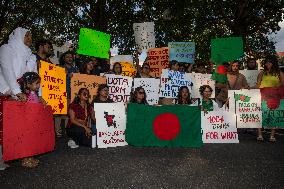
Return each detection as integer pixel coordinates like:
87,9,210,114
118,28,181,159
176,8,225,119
120,62,137,77
39,61,67,114
70,73,107,102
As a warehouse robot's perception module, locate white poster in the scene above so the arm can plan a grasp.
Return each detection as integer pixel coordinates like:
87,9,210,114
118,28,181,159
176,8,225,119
133,22,155,52
201,111,239,143
191,73,215,98
239,70,260,88
133,78,160,105
159,69,192,98
228,89,262,128
94,103,127,148
105,74,133,103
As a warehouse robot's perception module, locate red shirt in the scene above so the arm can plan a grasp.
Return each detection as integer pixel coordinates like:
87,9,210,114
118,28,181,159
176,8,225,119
67,102,93,128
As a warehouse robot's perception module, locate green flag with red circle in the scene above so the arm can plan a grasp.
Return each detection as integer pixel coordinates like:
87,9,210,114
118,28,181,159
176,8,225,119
126,103,202,147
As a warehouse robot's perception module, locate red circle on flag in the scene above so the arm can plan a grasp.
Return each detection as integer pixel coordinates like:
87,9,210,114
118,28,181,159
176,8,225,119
153,113,181,140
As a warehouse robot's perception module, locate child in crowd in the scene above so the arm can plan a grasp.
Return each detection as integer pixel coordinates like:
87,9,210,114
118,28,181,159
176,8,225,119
18,72,44,168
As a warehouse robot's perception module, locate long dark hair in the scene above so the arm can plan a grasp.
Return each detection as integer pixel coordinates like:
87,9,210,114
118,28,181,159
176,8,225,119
72,88,91,107
199,85,213,96
130,86,148,105
262,55,280,77
92,84,112,103
80,61,93,74
18,72,41,95
177,86,191,105
59,51,74,66
112,62,122,75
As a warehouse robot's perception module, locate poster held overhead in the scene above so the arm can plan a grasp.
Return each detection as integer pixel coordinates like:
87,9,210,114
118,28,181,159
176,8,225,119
169,42,195,63
133,22,155,52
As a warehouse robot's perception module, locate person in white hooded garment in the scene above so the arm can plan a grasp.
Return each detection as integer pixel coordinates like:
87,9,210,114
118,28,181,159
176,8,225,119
0,27,37,170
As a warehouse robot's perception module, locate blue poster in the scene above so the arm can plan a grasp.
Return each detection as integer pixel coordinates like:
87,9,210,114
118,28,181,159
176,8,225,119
169,42,195,64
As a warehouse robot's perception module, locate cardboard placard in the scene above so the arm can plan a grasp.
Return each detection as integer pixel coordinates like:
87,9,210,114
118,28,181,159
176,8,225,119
133,78,160,105
133,22,155,52
147,47,169,78
169,42,195,63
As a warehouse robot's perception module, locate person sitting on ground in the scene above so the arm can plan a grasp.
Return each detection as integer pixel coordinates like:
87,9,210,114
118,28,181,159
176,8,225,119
66,88,96,148
136,63,152,78
130,87,148,105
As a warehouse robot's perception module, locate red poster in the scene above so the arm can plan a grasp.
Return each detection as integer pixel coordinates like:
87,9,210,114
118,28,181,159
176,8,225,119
260,86,284,109
3,101,55,161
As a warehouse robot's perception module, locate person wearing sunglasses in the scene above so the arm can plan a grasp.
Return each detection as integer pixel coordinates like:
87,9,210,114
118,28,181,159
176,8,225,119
129,87,148,105
66,88,96,148
136,63,152,78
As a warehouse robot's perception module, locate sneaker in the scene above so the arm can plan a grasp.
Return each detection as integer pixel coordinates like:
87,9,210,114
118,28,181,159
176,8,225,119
67,139,79,148
0,161,9,171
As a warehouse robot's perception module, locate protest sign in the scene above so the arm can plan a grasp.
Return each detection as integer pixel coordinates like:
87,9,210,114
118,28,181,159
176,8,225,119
191,73,215,98
147,47,169,78
105,74,133,102
211,37,243,63
77,28,110,58
228,89,262,128
94,103,127,148
159,69,192,98
133,22,155,52
39,61,67,114
3,101,55,161
133,78,160,105
70,73,106,102
239,70,260,88
120,62,137,77
201,111,238,143
110,55,133,65
169,42,195,63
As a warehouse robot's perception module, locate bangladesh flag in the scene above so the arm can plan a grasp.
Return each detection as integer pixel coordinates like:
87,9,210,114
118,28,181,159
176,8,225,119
126,103,202,147
234,94,251,102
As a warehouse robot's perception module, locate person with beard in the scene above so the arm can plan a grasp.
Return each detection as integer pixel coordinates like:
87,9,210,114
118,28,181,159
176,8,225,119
227,60,249,90
246,58,258,70
34,39,54,65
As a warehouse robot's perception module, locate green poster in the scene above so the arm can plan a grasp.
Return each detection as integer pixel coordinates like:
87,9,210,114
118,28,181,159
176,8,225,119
77,28,110,59
126,103,203,147
262,100,284,128
211,37,243,63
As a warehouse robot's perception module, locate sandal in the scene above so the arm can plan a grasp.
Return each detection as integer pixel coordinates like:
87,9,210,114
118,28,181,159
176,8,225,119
257,135,264,141
21,157,39,168
269,136,276,142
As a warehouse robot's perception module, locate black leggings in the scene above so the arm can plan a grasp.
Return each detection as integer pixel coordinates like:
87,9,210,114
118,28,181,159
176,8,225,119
66,125,91,147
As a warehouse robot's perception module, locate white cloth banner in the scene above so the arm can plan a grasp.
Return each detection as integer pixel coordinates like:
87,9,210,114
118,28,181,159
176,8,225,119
239,70,260,88
201,111,239,143
191,73,215,98
133,78,160,105
159,69,192,98
94,103,127,148
228,89,262,128
133,22,155,52
105,74,133,103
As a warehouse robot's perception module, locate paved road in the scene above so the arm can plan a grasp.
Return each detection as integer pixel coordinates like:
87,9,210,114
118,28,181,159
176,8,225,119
0,131,284,189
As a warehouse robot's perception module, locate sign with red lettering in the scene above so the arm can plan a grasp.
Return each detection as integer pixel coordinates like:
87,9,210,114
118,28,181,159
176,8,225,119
147,47,169,78
104,74,133,103
94,103,127,148
228,89,262,128
201,111,238,143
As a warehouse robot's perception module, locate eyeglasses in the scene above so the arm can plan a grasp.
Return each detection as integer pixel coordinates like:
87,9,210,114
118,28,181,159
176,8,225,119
138,91,145,94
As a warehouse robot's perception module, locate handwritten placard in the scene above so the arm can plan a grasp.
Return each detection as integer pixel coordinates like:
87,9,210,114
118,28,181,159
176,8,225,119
239,70,260,88
133,78,160,105
3,101,55,161
120,62,137,77
39,61,67,114
70,73,106,102
191,73,215,98
133,22,155,52
77,28,110,58
94,103,127,148
159,69,192,98
104,74,133,102
169,42,195,63
228,89,262,128
201,111,238,143
147,47,169,78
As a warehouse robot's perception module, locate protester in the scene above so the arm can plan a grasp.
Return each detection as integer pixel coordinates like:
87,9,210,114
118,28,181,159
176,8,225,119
176,86,193,105
130,87,148,105
66,88,95,148
178,64,186,72
91,84,113,134
112,62,122,75
199,85,227,112
80,60,94,75
246,58,258,70
0,27,37,170
227,61,249,90
136,63,152,78
256,55,284,142
34,39,54,64
169,60,179,71
18,72,45,168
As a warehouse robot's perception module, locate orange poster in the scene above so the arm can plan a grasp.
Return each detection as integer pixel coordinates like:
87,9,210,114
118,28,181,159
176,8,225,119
71,73,107,102
147,47,169,78
39,61,67,114
120,62,137,77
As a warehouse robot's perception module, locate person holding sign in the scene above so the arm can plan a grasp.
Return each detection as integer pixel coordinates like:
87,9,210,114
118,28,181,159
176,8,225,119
256,55,284,142
136,63,153,78
130,87,148,105
176,86,193,105
227,61,249,90
112,62,123,75
66,88,96,148
0,27,37,170
80,60,94,75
